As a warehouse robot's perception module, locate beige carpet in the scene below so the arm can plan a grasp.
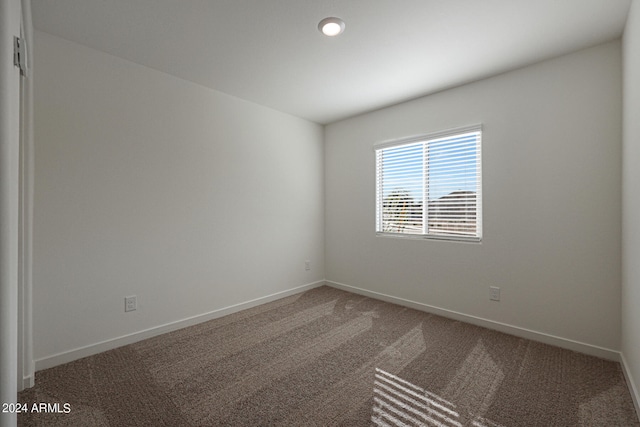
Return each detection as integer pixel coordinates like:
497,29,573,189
18,286,640,426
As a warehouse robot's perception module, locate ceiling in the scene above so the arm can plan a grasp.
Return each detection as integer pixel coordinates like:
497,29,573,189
31,0,632,124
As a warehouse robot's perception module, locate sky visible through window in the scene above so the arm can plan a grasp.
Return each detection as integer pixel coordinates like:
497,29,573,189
381,132,479,202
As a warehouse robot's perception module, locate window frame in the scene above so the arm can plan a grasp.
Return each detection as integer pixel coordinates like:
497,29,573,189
374,124,483,243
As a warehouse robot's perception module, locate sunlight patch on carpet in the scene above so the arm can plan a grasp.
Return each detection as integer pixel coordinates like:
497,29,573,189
373,368,460,427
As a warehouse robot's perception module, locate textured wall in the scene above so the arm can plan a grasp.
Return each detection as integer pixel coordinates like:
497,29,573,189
325,41,622,351
622,0,640,406
33,32,325,364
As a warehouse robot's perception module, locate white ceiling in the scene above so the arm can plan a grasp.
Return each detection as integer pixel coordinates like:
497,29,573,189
31,0,632,124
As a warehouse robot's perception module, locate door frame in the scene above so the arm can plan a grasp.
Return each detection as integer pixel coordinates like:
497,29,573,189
1,0,24,425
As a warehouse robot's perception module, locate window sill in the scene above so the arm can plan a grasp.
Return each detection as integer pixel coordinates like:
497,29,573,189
375,232,482,244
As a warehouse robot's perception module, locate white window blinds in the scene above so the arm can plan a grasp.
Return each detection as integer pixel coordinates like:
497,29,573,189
375,125,482,242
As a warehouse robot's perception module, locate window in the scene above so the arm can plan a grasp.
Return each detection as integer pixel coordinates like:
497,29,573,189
375,125,482,242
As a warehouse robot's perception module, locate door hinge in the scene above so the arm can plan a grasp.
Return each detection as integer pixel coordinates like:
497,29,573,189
14,36,27,76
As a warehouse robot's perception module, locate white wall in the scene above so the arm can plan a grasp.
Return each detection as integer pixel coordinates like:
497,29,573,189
325,41,622,353
33,32,324,366
622,0,640,405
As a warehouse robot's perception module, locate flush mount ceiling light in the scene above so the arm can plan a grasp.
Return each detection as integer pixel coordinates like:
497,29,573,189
318,17,345,36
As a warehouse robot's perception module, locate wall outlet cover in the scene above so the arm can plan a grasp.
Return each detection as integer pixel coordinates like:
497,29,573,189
125,295,137,312
490,287,501,302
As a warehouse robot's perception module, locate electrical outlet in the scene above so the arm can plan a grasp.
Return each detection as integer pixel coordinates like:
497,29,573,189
305,260,311,271
489,286,500,302
125,295,137,312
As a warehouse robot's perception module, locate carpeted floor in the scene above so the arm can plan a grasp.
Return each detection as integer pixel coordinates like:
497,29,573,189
18,285,640,426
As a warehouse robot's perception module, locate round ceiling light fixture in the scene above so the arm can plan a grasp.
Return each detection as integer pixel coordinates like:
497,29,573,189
318,17,345,37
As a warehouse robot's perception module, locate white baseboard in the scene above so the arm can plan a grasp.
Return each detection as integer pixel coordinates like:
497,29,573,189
21,374,34,391
34,279,623,371
620,352,640,421
326,280,620,361
35,280,325,371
